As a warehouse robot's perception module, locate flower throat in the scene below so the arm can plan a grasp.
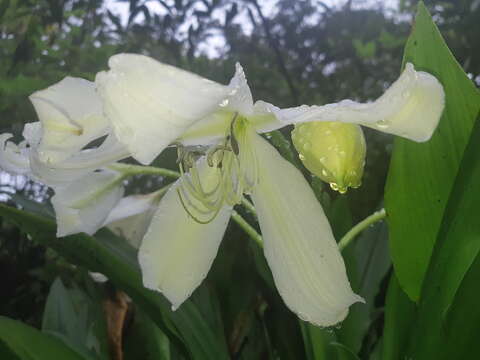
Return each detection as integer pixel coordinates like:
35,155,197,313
176,114,259,224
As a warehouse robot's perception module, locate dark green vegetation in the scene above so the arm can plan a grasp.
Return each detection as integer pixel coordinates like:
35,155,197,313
1,0,479,359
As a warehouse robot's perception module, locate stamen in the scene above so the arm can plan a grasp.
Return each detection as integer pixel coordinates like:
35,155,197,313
175,112,260,224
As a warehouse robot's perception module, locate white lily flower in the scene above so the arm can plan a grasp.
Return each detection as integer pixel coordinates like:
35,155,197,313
0,77,131,237
51,169,125,237
0,54,444,326
127,56,444,326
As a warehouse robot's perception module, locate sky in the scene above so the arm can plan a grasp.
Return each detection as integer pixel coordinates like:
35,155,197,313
104,0,401,57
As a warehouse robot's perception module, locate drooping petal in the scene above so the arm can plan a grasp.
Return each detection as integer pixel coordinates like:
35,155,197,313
0,134,31,175
250,133,363,327
29,77,110,164
31,134,129,186
138,159,231,309
104,192,164,248
269,63,445,142
96,54,232,165
51,170,124,237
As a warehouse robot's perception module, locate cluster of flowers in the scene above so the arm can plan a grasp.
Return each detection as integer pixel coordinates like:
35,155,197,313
0,54,444,326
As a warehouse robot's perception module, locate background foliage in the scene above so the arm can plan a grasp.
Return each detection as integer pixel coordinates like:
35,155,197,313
0,0,479,359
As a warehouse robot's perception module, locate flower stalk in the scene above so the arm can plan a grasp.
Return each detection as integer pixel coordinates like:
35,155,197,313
338,208,387,251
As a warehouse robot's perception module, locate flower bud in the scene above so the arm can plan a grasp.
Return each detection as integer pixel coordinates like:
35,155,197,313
292,122,366,194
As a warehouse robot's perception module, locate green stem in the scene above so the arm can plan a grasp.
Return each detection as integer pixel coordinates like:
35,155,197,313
338,208,386,251
241,197,257,216
109,163,180,179
231,210,263,247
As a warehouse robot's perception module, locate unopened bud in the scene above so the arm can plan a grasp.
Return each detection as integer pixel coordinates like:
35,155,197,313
292,122,366,194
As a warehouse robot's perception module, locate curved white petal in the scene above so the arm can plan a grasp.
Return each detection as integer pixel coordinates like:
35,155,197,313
29,77,110,163
51,170,124,237
31,134,129,186
250,133,363,326
138,159,231,309
96,54,232,165
271,63,445,142
0,134,31,175
104,192,163,248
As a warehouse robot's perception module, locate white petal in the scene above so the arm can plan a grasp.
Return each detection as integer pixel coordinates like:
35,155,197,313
22,122,41,147
104,192,163,248
29,77,110,163
96,54,232,164
31,134,129,186
250,133,363,326
250,100,287,133
177,110,232,146
178,65,282,146
138,159,231,309
0,134,31,175
271,63,445,142
226,63,254,114
51,170,124,237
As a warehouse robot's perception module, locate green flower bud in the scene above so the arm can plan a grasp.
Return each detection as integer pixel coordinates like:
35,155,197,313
292,122,366,194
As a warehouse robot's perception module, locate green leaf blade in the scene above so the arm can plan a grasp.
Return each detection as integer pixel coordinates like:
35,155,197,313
385,1,480,301
0,316,88,360
0,205,229,360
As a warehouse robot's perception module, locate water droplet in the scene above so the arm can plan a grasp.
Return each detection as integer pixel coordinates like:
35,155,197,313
330,182,339,191
376,119,389,129
321,169,329,177
219,99,229,107
319,156,326,164
303,142,311,151
299,154,305,161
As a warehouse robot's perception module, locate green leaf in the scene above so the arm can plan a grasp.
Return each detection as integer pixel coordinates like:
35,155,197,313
381,274,416,360
384,1,480,301
300,321,337,360
124,308,171,360
42,277,109,360
404,113,480,358
0,316,88,360
0,205,230,360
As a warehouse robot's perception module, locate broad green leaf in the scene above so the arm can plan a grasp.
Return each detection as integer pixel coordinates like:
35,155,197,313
124,308,171,360
0,316,88,360
42,277,109,360
384,1,480,300
405,113,480,358
300,321,337,360
354,220,390,310
381,274,416,360
0,205,229,360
